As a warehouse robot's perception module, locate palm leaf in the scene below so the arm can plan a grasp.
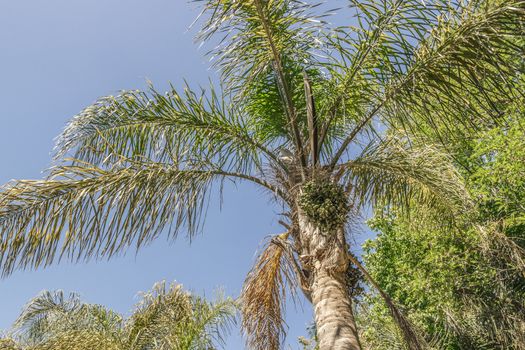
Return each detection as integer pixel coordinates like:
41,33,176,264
341,137,471,217
0,338,21,350
126,281,236,350
0,162,261,276
196,0,332,167
13,290,123,349
54,85,281,173
240,235,297,350
330,0,525,166
126,282,193,349
13,290,83,345
180,291,236,350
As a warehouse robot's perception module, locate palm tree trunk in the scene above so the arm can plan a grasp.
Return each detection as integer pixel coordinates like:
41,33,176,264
298,213,362,350
311,267,362,350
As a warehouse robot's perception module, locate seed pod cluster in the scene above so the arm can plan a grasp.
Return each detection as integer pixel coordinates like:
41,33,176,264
298,181,349,232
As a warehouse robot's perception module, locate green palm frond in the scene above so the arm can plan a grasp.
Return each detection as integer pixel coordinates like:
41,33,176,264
126,281,236,350
341,137,471,217
197,0,330,166
126,282,193,349
55,85,282,172
241,234,297,350
329,0,525,166
0,162,274,276
30,331,123,350
176,291,236,350
8,282,235,350
13,290,123,349
13,290,83,345
319,0,438,151
382,0,525,130
197,0,325,95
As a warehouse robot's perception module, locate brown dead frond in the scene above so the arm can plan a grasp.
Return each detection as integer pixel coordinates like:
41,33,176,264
241,234,298,350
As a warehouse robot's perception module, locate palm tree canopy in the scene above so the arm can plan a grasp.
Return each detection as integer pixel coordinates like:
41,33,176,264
0,0,524,348
0,0,522,276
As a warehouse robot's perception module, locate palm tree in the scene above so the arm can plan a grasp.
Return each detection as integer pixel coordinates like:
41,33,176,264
5,282,235,350
0,0,523,348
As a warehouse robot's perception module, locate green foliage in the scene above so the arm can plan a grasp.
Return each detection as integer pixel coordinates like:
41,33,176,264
363,215,485,345
297,323,319,350
469,122,525,226
360,117,525,349
298,181,349,232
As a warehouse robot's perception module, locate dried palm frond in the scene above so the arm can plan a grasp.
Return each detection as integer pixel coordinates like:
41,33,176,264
241,234,298,350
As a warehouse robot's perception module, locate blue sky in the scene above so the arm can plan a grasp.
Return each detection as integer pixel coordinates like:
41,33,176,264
0,1,369,348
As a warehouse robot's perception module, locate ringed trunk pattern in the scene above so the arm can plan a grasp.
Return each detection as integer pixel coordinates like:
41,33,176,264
312,265,361,350
298,212,362,350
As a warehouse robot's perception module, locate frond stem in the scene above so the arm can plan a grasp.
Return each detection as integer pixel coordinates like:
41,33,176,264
253,0,307,176
319,0,403,152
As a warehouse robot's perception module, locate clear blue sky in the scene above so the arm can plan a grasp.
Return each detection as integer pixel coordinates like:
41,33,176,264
0,1,368,348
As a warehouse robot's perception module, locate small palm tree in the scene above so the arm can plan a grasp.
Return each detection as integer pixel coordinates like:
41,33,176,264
0,0,523,349
5,282,235,350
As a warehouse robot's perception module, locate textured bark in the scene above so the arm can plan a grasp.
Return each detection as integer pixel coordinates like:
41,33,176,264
312,267,362,350
298,212,362,350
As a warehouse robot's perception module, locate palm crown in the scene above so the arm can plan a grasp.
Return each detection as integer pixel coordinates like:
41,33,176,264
0,0,523,349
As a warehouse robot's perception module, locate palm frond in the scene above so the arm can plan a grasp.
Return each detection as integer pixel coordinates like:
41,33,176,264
54,85,282,173
0,338,21,350
126,281,236,350
126,282,193,349
320,0,440,148
196,0,331,166
341,137,471,217
13,290,83,345
7,282,235,350
330,0,525,166
181,291,236,350
31,331,124,350
477,222,525,279
241,235,297,350
13,290,123,349
0,162,252,276
196,0,325,95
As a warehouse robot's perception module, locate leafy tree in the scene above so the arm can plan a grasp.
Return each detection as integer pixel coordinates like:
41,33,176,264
2,282,235,350
0,0,524,348
360,115,525,349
